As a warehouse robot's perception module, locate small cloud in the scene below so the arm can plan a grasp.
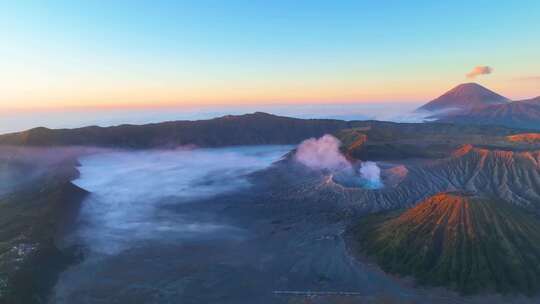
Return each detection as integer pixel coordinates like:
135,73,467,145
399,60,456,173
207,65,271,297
466,66,492,79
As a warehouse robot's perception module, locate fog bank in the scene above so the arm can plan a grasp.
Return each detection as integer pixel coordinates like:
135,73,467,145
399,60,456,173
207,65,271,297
69,145,291,255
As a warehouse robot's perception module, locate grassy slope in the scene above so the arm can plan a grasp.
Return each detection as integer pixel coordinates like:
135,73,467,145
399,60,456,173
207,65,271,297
352,193,540,295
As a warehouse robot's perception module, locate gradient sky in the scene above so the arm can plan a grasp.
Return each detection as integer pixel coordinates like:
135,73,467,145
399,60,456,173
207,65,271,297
1,0,539,111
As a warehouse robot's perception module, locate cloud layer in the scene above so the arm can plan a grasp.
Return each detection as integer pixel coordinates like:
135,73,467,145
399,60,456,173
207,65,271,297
466,66,492,79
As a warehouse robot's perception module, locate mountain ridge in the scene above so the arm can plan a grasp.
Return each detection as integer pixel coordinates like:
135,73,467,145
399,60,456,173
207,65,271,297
417,83,540,130
0,112,358,148
439,96,540,130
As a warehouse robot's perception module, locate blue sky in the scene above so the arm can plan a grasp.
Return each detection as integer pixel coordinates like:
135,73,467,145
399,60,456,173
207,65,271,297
0,0,539,110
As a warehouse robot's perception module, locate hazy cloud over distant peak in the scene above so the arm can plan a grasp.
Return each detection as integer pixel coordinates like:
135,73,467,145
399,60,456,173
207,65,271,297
466,66,492,79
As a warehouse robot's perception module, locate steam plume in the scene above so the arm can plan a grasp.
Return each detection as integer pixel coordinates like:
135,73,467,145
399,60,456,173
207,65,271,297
294,135,350,170
359,161,382,189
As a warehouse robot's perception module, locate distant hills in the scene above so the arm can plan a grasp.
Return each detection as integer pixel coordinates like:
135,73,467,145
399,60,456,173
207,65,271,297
0,112,357,148
439,96,540,130
418,83,540,130
351,192,540,294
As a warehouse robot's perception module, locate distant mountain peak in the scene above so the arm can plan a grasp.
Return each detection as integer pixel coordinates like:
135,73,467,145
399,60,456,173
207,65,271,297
418,82,509,113
452,82,485,88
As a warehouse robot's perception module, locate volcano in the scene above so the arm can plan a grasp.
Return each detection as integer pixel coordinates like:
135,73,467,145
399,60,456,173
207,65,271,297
351,192,540,294
418,83,509,113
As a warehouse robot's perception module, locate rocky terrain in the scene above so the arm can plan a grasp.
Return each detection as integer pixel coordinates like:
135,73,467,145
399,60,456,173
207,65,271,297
350,192,540,295
260,124,540,215
264,145,540,215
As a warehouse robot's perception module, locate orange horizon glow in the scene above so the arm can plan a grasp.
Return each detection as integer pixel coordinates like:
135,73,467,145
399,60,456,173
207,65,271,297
2,78,538,113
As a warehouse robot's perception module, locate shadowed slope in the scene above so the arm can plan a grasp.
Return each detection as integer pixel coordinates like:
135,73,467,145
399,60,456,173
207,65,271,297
352,192,540,295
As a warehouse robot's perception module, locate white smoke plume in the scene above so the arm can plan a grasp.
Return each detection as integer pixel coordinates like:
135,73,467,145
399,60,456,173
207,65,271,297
359,161,383,189
294,134,350,170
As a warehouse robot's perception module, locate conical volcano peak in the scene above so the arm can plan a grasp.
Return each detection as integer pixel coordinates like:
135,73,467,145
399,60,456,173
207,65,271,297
450,82,487,90
418,83,509,113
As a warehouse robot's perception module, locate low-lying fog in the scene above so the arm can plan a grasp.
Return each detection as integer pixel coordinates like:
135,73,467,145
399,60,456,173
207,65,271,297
69,145,292,254
53,145,291,302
